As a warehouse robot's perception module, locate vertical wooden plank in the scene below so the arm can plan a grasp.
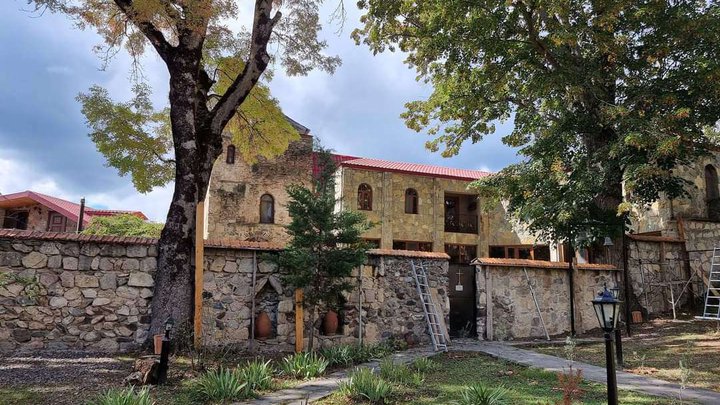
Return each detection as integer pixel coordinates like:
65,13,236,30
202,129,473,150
295,289,304,353
194,200,205,350
485,266,494,340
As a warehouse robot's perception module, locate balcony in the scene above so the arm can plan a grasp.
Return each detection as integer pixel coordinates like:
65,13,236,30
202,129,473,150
444,214,478,234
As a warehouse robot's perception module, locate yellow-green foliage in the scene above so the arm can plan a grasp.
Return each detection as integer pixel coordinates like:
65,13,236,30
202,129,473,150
82,214,163,238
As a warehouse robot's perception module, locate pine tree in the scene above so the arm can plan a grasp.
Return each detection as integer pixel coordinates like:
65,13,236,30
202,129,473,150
276,146,371,351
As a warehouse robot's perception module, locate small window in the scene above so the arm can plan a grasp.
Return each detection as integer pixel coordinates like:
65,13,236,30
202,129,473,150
405,188,418,214
260,194,274,224
226,145,236,164
358,183,372,211
2,210,29,230
706,164,720,220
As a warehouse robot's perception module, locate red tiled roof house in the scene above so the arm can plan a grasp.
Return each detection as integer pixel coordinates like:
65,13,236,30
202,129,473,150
0,190,147,233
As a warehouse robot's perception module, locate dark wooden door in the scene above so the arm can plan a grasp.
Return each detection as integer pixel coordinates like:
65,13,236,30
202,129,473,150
447,264,476,337
47,212,67,232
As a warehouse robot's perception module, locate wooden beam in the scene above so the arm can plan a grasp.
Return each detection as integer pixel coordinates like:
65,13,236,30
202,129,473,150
295,289,304,353
194,200,205,350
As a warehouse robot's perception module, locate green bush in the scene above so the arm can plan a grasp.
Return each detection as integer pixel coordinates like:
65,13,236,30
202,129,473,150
280,352,329,379
412,357,438,373
348,343,393,364
378,359,424,387
339,368,393,404
321,344,355,367
238,359,274,392
90,386,153,405
457,383,509,405
192,367,250,402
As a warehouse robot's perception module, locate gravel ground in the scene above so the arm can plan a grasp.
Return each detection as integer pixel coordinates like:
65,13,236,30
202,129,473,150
0,351,134,405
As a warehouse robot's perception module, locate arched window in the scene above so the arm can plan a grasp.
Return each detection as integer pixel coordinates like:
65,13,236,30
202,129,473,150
226,145,236,164
706,164,720,220
405,188,418,214
357,183,372,211
260,194,274,223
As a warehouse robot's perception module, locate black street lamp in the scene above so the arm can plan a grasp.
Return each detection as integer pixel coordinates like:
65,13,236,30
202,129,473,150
608,285,624,368
158,317,175,384
592,286,621,405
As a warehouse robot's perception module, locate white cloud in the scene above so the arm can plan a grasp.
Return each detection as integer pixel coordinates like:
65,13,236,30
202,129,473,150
0,150,172,222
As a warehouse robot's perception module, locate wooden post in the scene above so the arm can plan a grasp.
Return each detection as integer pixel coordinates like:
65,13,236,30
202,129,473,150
194,200,205,350
295,289,304,353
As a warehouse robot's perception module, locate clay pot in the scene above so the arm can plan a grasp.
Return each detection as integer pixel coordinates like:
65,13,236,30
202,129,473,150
255,311,272,339
323,310,339,335
153,334,164,355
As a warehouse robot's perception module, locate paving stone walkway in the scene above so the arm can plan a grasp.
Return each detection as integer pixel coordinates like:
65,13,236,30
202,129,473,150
235,347,436,405
236,340,720,404
454,341,720,405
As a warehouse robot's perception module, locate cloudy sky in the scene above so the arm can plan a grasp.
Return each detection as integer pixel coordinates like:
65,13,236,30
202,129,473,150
0,2,520,222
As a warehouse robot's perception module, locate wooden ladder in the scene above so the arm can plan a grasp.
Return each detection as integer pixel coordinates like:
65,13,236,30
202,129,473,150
411,260,448,352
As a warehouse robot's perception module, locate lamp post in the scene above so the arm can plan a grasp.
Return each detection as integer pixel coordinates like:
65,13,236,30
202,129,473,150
592,287,621,405
609,285,624,368
158,317,174,384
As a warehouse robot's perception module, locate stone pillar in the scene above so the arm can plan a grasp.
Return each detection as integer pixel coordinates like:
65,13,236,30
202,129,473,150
380,172,394,249
432,178,444,252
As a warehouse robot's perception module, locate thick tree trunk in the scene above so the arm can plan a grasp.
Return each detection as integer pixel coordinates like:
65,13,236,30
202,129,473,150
149,52,215,339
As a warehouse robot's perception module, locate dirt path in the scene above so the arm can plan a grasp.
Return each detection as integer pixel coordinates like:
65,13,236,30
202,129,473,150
0,351,133,405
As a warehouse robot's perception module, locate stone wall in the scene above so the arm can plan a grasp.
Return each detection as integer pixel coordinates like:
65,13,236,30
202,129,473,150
336,166,537,258
0,203,77,233
200,247,449,351
1,231,449,353
625,236,693,317
0,232,156,352
205,134,313,244
475,259,618,340
632,153,720,234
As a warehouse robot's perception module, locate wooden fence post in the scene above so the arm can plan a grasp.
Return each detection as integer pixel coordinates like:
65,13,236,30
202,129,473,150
295,289,304,353
194,200,205,350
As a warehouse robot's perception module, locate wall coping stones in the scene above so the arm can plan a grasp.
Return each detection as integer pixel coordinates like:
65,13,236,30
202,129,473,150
472,257,617,271
0,230,157,245
367,248,450,259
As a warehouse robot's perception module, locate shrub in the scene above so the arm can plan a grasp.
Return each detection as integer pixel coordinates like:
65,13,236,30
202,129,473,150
280,352,329,379
321,344,355,367
378,359,424,387
91,386,153,405
457,383,509,405
555,366,583,405
339,368,393,404
192,367,250,402
411,357,438,373
349,343,393,364
238,359,274,392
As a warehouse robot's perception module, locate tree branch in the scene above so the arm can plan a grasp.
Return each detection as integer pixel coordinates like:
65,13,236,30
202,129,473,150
112,0,175,62
209,0,281,135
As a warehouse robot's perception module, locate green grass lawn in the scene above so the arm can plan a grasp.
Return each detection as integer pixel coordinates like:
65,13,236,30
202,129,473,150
529,317,720,393
318,351,678,404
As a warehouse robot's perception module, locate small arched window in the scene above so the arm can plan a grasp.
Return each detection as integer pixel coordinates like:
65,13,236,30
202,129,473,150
706,164,720,220
405,188,419,214
357,183,373,211
226,145,236,164
260,194,274,224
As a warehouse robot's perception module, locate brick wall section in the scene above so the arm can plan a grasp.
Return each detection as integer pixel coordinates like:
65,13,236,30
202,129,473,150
475,259,617,340
1,231,449,352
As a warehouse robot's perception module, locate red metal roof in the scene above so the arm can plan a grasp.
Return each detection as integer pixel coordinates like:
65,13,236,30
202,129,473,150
0,190,148,225
312,152,359,177
339,157,492,181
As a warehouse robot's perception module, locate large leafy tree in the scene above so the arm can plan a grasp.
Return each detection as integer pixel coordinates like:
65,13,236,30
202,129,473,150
275,147,371,351
28,0,341,335
355,0,720,244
